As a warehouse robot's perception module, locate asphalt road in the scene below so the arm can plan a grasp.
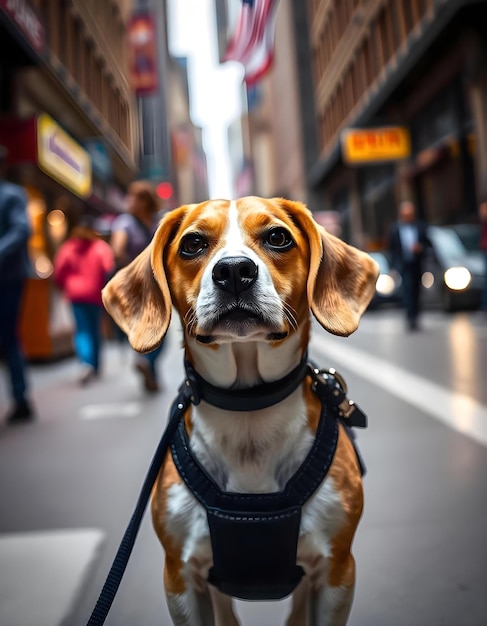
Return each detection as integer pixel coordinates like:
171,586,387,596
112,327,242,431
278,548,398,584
1,308,486,626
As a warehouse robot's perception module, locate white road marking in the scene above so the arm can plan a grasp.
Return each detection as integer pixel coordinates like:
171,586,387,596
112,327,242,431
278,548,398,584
312,338,487,448
79,401,143,420
0,528,104,626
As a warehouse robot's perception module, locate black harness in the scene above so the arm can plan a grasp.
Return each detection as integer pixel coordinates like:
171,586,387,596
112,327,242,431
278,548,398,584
87,357,367,624
174,357,367,601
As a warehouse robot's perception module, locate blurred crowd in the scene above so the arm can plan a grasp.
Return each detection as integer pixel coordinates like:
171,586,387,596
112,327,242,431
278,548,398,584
1,143,167,425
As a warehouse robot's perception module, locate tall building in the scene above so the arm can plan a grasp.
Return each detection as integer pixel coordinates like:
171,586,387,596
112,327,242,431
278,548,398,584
260,0,308,201
167,56,208,205
214,0,255,198
213,0,320,204
231,0,487,249
302,0,487,248
0,0,138,358
132,0,173,189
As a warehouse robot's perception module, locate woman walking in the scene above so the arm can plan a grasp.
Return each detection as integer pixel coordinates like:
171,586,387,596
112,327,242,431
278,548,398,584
54,215,114,384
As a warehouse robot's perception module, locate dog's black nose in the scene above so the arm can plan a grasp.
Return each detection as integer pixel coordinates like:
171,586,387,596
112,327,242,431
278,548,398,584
212,256,258,295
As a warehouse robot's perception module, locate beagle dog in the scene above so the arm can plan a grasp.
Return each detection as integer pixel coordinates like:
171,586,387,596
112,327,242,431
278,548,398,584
102,197,379,626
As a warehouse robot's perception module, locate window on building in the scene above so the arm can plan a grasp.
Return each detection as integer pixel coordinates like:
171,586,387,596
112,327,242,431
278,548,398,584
101,75,109,121
363,38,373,87
351,56,365,105
411,85,459,153
86,45,96,105
329,9,337,49
45,0,59,58
94,61,104,114
335,0,346,39
57,0,68,66
416,0,430,19
112,88,121,137
319,30,327,78
369,22,383,80
67,15,81,80
345,67,353,115
378,5,394,66
141,98,155,156
344,0,354,24
312,46,320,89
400,0,415,36
389,0,404,51
124,103,130,146
80,38,90,95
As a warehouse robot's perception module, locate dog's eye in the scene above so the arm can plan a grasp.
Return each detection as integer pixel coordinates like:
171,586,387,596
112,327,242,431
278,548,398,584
264,227,294,251
180,234,209,258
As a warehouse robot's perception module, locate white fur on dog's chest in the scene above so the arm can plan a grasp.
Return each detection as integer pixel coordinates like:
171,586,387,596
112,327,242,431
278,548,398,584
190,389,312,492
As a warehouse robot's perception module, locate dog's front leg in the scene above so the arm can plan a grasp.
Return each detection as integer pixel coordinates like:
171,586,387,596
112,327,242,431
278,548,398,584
165,583,239,626
166,587,214,626
286,576,310,626
208,585,240,626
292,534,355,626
308,555,356,626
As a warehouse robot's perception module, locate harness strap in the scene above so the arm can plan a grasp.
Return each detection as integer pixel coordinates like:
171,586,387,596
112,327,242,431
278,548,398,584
170,368,341,601
170,375,339,512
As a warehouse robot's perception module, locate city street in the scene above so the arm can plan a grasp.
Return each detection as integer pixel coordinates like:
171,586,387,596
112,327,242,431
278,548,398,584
1,308,487,626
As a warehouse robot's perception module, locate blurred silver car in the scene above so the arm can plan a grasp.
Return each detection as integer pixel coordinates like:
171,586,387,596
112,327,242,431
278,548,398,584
421,224,484,312
368,251,402,308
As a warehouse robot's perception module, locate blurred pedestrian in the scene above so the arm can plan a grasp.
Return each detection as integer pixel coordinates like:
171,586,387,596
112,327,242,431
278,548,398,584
388,200,430,331
479,200,487,313
0,145,35,423
110,180,164,392
54,215,115,384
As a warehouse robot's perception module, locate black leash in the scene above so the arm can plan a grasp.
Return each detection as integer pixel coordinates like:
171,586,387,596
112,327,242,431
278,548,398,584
86,385,191,626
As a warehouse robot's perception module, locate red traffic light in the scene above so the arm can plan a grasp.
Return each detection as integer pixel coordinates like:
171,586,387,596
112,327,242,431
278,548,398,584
157,182,173,200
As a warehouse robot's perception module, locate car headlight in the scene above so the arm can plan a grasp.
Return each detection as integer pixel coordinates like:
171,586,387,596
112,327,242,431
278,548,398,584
443,267,471,291
376,273,396,295
421,271,435,289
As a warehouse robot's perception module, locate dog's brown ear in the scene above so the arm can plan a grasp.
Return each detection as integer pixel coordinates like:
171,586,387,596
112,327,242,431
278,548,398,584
285,201,379,337
102,207,186,353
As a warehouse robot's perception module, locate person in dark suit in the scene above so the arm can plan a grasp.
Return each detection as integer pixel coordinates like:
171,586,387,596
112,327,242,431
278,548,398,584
0,145,34,423
388,200,430,331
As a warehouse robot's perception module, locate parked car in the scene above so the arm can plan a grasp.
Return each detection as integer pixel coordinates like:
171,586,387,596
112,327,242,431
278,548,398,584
421,224,484,312
368,251,402,308
449,223,480,252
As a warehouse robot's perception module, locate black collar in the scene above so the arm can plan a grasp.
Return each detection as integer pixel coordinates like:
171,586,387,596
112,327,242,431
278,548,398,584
183,354,310,412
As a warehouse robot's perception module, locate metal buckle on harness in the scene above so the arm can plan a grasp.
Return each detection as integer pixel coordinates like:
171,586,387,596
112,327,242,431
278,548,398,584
311,366,368,428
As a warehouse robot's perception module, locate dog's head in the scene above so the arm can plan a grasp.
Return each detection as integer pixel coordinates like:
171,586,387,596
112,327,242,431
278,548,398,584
102,197,379,353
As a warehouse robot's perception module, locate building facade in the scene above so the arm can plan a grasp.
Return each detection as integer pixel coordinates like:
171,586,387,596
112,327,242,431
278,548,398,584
235,0,487,250
302,0,487,248
167,56,208,206
0,0,138,358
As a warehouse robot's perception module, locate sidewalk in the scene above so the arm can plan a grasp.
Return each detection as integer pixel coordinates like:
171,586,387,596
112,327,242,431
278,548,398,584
0,322,184,626
0,320,184,425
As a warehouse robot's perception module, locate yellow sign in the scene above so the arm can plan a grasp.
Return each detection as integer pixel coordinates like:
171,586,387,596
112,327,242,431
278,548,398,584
36,114,92,197
341,127,411,164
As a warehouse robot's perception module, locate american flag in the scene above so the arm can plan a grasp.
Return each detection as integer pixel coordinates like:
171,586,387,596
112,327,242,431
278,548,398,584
224,0,281,86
